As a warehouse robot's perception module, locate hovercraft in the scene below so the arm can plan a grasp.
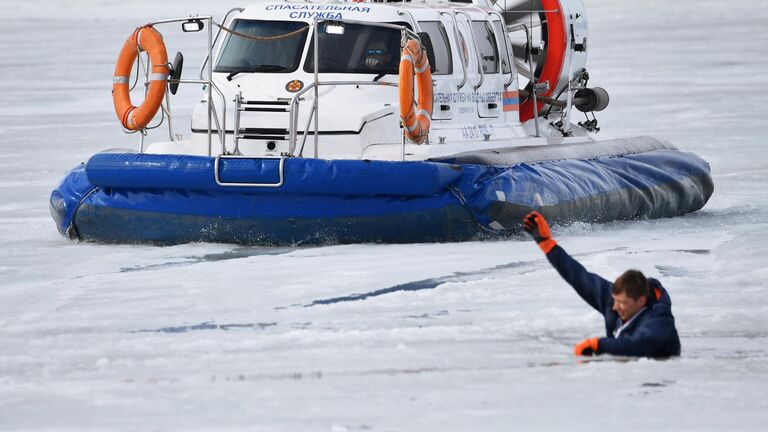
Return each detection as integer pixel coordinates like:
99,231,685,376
50,0,713,245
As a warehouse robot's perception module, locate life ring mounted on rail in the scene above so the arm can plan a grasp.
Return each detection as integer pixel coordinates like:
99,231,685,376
399,39,433,144
112,25,169,131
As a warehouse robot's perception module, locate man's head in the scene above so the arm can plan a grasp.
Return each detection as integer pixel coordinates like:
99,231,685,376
611,270,650,321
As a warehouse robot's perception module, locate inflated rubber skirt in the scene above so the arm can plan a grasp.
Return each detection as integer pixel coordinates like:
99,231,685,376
50,136,713,245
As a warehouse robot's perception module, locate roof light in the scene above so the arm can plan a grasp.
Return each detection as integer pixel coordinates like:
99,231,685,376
324,23,345,35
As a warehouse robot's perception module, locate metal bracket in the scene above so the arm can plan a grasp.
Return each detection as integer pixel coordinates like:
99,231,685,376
213,155,286,187
534,81,550,93
578,112,600,133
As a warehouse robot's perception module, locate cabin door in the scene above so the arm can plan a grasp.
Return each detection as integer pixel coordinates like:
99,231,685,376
470,19,505,120
419,19,460,123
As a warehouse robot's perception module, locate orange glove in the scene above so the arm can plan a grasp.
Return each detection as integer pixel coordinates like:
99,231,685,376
574,337,600,356
522,211,557,254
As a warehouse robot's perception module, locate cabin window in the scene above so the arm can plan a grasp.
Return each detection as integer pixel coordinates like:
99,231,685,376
419,21,453,75
452,26,469,69
304,22,404,74
215,20,309,73
492,21,512,74
472,21,499,74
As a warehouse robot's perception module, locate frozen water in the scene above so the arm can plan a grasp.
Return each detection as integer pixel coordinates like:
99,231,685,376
1,0,768,430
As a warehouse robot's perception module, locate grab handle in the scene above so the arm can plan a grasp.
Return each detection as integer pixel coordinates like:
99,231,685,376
213,155,285,187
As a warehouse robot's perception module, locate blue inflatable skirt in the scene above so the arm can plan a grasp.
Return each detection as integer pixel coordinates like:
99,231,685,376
50,137,713,245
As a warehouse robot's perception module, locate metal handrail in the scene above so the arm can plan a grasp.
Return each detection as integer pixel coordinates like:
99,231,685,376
397,10,423,32
280,18,416,157
287,80,398,155
488,10,515,87
139,47,151,153
233,91,242,155
519,23,540,136
213,154,285,187
296,99,317,158
312,19,320,158
439,10,467,90
210,82,226,155
225,18,418,160
175,79,226,153
133,16,216,155
165,77,226,155
199,7,245,80
455,10,484,90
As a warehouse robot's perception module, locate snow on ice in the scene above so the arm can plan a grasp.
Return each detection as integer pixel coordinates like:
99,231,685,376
1,0,767,430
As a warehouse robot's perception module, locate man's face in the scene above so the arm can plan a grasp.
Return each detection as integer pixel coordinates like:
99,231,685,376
611,292,647,322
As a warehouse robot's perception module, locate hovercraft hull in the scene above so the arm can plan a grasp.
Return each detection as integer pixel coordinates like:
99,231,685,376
50,137,713,245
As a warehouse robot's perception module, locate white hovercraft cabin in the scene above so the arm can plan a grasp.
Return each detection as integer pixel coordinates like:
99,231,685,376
145,0,595,160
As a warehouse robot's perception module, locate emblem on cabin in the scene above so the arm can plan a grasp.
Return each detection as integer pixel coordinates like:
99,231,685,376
285,79,304,93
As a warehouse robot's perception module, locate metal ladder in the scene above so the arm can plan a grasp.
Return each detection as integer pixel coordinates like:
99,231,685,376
232,93,292,156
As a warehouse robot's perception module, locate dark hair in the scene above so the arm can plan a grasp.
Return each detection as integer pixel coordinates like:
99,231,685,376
612,270,650,300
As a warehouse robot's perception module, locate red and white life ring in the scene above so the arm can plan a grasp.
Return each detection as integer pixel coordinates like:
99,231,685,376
519,0,567,122
112,26,169,131
399,39,433,144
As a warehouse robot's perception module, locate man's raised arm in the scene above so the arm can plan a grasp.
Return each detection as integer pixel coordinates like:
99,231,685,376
523,211,613,313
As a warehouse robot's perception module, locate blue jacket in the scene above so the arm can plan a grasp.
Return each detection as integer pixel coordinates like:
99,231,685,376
546,245,681,357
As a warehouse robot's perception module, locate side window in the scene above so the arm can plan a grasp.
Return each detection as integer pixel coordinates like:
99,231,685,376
492,20,512,74
419,21,453,75
472,21,499,74
457,28,469,68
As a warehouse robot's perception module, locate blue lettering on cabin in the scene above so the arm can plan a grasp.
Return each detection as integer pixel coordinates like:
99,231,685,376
266,4,370,12
433,92,501,104
289,11,344,19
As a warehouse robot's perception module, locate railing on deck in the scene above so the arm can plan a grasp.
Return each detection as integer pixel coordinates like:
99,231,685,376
230,18,418,161
134,16,226,156
137,7,524,161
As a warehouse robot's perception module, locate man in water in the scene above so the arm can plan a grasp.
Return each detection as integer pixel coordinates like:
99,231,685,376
522,211,681,357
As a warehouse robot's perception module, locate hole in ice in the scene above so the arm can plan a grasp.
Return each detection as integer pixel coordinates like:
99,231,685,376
213,370,324,382
120,247,297,272
404,310,450,319
654,265,690,277
673,249,711,255
132,321,277,333
304,249,616,308
641,380,675,387
306,261,532,306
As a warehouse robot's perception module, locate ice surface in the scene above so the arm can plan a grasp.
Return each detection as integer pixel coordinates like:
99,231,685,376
1,0,768,430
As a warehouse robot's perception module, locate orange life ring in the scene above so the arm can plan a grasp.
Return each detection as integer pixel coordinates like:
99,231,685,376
112,26,169,131
399,39,433,144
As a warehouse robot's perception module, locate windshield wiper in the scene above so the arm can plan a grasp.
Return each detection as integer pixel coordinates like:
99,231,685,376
226,65,290,81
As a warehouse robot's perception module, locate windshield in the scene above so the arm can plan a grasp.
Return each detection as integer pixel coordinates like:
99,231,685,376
215,20,309,73
304,22,404,74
